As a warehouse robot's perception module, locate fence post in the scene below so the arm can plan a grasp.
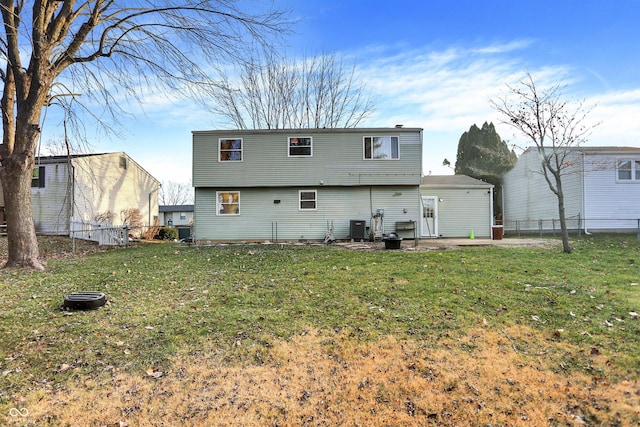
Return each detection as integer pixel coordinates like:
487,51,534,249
578,213,582,238
123,225,130,246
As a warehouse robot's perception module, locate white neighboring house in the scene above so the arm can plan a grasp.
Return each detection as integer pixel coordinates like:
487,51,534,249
503,146,640,234
0,152,160,235
159,204,194,240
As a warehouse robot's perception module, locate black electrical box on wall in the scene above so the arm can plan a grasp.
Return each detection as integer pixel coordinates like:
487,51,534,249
350,220,366,240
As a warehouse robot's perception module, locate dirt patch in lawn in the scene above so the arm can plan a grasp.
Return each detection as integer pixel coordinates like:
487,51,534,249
12,327,639,426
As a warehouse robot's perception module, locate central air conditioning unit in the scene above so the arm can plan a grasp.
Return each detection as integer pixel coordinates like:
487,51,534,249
350,219,366,241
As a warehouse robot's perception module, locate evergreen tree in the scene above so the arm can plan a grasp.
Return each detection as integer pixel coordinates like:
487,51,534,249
454,122,517,218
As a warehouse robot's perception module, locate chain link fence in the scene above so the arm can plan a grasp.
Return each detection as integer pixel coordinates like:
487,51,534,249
503,215,640,238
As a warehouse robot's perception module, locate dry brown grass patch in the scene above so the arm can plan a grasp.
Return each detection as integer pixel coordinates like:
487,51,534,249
11,327,639,426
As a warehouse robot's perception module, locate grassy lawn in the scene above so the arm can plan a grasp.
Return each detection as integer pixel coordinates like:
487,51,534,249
0,236,638,426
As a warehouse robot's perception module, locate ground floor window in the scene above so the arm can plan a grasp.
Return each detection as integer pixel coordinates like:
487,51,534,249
299,190,317,210
217,191,240,215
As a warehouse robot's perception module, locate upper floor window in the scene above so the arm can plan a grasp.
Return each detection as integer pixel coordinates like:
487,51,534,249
31,166,45,188
288,137,312,157
364,136,399,160
299,190,317,210
617,159,640,181
217,191,240,215
219,138,242,162
179,212,187,220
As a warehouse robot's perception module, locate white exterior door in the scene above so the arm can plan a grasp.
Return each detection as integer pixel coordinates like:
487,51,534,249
421,196,438,238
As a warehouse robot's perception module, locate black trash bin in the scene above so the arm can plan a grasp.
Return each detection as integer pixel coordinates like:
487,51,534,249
383,232,403,249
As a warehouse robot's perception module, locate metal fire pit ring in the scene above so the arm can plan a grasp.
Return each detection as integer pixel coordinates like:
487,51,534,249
62,292,106,310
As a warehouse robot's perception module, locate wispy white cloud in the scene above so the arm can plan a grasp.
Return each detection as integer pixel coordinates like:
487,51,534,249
472,39,535,54
588,89,640,147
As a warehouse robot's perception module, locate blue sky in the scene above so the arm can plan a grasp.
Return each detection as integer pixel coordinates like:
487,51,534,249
40,0,640,183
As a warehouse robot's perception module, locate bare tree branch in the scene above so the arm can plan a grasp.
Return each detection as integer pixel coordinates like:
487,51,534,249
160,180,193,206
211,50,375,129
0,0,291,270
491,72,600,253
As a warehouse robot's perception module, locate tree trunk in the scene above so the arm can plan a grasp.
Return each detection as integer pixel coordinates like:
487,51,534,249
0,151,44,271
555,176,572,254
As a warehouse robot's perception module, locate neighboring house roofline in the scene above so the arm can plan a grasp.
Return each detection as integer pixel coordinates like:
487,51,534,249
34,152,160,185
159,204,194,212
523,146,640,155
421,174,494,189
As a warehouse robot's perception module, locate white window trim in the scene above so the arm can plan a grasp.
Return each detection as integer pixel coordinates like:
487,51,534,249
218,138,243,162
363,136,400,160
616,158,640,182
288,136,313,157
299,190,317,211
216,191,241,216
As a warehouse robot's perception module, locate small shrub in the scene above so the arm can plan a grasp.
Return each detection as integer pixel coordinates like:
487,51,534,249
156,227,178,240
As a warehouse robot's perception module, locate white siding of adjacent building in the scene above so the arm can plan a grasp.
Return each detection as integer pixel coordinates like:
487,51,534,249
503,149,583,232
582,153,640,230
0,152,159,236
31,162,73,234
161,211,194,227
72,153,159,228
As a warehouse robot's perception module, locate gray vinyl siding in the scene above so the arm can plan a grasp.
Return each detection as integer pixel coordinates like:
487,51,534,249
31,163,72,235
194,186,420,241
421,186,492,238
193,128,422,188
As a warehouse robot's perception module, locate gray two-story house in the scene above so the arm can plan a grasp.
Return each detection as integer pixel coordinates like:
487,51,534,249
192,127,423,242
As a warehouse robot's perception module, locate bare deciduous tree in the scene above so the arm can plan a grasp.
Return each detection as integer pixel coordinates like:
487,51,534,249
160,181,193,206
0,1,289,270
212,51,375,129
491,73,599,253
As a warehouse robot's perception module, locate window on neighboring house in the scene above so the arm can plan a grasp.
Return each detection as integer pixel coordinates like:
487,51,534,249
363,136,399,160
217,191,240,215
219,138,242,161
180,212,187,220
617,159,640,181
31,166,45,188
288,137,312,157
119,156,127,169
299,190,317,210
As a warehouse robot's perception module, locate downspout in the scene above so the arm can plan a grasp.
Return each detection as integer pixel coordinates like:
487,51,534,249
490,186,494,230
